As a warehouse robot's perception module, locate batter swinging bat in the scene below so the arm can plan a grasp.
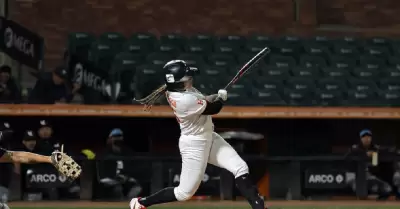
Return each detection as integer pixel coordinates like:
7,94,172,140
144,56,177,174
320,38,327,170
224,47,270,90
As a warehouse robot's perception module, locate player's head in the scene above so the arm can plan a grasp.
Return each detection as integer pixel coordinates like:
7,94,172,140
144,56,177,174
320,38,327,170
360,129,372,146
22,130,37,151
107,128,124,153
0,65,11,83
163,60,198,91
38,120,53,139
135,60,198,111
0,122,13,148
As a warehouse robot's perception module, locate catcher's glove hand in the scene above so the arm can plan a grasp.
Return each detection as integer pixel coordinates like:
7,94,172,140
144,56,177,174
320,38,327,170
51,151,82,181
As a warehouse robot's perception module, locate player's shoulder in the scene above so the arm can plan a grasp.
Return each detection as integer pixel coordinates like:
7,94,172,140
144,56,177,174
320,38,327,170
171,92,199,103
169,91,205,112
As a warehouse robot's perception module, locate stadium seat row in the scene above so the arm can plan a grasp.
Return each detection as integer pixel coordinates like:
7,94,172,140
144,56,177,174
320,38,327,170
87,51,400,69
126,68,400,106
67,32,400,71
68,32,400,54
131,86,400,107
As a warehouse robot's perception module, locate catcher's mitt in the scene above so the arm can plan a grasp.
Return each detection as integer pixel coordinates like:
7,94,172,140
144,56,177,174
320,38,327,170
51,151,82,181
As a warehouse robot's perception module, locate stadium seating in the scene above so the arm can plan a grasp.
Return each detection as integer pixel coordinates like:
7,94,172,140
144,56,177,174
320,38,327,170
67,32,96,59
315,89,343,106
66,32,400,106
253,90,286,106
98,32,126,50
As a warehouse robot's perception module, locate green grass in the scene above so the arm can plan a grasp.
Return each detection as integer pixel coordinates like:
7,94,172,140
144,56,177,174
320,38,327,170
12,207,400,209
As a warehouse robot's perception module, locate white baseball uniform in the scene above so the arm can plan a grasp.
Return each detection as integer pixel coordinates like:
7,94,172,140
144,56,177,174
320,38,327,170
166,87,249,201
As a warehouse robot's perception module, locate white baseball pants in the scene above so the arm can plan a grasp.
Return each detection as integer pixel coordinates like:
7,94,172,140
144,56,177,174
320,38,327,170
173,132,249,201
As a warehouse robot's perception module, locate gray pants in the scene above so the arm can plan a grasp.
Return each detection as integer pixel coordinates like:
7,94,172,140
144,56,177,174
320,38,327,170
348,173,392,195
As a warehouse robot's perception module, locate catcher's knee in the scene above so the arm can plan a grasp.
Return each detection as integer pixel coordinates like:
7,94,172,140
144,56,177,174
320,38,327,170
173,186,197,201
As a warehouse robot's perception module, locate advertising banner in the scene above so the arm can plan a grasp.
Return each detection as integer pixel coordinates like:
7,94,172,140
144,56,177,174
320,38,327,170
304,169,347,189
25,165,71,188
0,16,44,70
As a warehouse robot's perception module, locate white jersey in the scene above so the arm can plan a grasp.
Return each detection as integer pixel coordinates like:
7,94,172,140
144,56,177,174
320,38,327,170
166,88,214,136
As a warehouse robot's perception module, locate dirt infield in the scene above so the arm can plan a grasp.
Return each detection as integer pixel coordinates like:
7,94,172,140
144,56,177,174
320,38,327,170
8,200,400,207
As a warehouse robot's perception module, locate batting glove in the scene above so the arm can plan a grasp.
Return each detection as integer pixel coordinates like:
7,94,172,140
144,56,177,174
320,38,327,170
217,89,228,101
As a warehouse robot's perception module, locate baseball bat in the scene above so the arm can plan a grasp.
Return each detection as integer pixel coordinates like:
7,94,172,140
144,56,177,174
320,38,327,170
224,47,270,90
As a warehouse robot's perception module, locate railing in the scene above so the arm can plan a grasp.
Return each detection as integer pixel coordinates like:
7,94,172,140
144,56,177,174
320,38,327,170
1,104,400,118
3,155,399,201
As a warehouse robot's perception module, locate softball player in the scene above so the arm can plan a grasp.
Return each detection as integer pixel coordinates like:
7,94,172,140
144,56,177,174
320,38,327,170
0,128,53,164
1,123,53,164
131,60,267,209
0,145,53,164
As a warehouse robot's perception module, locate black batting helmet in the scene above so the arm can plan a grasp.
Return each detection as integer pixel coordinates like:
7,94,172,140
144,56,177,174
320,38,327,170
163,60,198,91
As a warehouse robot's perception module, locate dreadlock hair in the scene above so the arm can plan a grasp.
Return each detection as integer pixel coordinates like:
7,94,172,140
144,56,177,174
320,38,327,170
134,84,167,111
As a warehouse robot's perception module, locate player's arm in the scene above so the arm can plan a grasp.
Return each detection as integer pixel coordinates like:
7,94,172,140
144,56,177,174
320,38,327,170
0,148,52,164
202,90,227,115
205,94,218,102
180,90,227,116
202,98,224,115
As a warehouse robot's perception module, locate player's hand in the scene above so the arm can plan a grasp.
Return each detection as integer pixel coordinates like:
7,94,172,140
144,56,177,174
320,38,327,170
367,151,374,157
217,89,227,101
